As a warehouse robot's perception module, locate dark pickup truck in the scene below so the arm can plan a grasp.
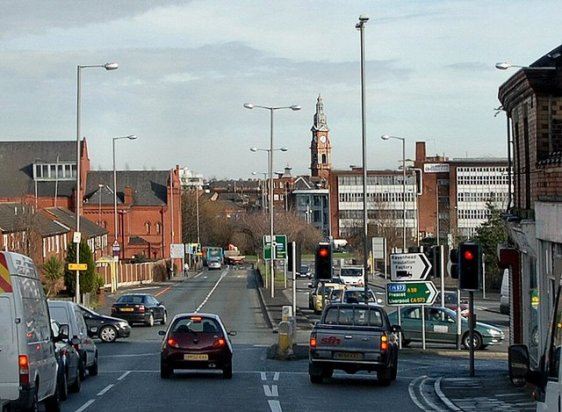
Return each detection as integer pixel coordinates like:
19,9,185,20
308,303,400,385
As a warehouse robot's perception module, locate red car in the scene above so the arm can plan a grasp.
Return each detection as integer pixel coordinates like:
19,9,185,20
159,313,236,379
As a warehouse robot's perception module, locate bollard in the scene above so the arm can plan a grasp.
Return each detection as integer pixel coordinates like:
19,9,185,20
277,320,294,357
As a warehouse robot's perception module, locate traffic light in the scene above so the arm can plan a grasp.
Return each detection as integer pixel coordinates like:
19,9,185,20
459,242,481,291
315,243,333,280
449,248,459,279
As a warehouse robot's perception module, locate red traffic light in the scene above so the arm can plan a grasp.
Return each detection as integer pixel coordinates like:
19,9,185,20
463,250,475,261
318,247,329,258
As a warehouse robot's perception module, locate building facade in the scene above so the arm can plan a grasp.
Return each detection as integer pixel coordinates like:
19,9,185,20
497,44,562,362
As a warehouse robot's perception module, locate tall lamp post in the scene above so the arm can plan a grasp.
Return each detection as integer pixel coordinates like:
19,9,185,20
381,134,407,251
113,135,137,259
356,14,369,300
75,62,118,304
244,103,300,298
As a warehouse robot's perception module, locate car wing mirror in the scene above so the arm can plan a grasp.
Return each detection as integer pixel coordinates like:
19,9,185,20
228,331,237,336
59,324,70,339
391,325,402,333
158,330,166,336
70,337,80,346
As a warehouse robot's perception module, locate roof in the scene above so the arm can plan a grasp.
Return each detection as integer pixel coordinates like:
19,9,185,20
0,203,67,236
85,170,170,206
43,207,107,238
0,141,76,198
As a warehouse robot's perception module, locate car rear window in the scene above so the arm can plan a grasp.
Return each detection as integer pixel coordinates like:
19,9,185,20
171,317,221,334
117,295,145,304
324,307,383,327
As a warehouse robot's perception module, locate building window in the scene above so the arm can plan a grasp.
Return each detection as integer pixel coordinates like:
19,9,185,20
156,223,161,234
145,222,151,234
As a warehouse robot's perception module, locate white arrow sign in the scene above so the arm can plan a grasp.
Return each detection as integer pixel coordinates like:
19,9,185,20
390,253,432,281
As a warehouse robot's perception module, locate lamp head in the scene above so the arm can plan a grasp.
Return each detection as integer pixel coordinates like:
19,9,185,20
280,147,288,152
495,62,511,70
290,105,301,111
381,134,391,140
127,135,137,140
244,103,254,109
250,147,258,152
359,15,370,22
104,62,119,70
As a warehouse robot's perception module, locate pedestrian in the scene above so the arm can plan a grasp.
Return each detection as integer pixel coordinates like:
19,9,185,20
184,262,189,277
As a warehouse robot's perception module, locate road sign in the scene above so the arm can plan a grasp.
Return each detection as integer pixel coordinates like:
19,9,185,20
389,253,432,281
170,243,184,258
68,263,88,271
386,281,438,306
263,235,287,260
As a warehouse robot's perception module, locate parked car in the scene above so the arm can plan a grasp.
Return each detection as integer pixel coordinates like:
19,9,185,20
308,282,346,314
78,304,131,343
297,264,312,278
388,306,504,349
159,313,236,379
111,293,167,327
48,300,98,380
432,290,469,317
0,251,60,412
50,320,81,400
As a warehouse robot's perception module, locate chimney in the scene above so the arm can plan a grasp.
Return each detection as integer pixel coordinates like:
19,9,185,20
124,186,134,206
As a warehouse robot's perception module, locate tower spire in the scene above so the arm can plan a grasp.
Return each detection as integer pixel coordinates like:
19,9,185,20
311,95,329,132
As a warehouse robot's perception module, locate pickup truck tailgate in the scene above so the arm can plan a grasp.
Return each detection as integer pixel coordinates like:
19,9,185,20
312,325,385,362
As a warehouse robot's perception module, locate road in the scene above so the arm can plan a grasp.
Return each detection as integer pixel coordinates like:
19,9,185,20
55,266,522,412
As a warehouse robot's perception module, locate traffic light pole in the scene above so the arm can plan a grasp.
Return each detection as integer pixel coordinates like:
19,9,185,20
469,291,475,377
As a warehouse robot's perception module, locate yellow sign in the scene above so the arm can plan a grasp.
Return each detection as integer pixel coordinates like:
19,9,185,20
68,263,88,271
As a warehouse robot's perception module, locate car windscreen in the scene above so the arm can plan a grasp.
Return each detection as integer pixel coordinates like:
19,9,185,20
340,269,362,277
171,317,221,334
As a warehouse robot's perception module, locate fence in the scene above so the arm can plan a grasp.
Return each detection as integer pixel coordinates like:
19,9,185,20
97,259,168,289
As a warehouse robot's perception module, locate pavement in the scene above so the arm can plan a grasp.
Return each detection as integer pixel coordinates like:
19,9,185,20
94,268,537,412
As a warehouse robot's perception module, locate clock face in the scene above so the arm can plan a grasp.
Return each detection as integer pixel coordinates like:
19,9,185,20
320,135,327,143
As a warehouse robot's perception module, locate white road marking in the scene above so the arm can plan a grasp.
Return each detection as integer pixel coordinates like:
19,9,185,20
273,372,280,381
195,269,229,312
263,385,278,397
97,384,114,396
268,400,282,412
102,352,158,358
117,371,131,381
260,372,267,381
408,376,429,411
74,399,95,412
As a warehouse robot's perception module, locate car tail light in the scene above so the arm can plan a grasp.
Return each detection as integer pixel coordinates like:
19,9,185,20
167,338,179,348
111,306,116,314
309,334,317,348
213,338,226,348
138,305,145,313
380,335,389,352
19,355,29,385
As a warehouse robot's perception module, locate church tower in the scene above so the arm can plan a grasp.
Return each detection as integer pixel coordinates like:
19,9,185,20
310,95,332,179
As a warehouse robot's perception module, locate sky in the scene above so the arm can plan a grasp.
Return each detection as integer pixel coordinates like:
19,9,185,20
1,1,561,180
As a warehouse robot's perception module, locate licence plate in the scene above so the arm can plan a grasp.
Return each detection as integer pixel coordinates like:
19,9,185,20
184,354,208,361
333,352,363,360
120,308,134,312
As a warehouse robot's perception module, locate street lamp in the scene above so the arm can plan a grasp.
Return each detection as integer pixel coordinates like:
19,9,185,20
75,62,118,304
381,134,407,252
113,135,137,259
356,14,369,300
244,103,300,298
495,62,556,71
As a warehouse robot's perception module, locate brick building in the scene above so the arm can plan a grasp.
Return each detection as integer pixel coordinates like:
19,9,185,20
497,44,562,360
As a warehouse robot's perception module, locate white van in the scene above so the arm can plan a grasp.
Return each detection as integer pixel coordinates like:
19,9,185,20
0,251,60,412
48,300,98,378
335,266,365,287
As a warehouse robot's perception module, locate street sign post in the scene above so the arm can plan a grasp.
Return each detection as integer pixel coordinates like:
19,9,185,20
263,235,287,260
389,253,432,281
386,281,438,306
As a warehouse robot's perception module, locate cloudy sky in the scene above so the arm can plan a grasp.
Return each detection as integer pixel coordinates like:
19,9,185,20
1,1,560,180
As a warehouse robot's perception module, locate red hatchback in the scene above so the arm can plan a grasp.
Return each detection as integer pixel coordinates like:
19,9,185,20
159,313,236,379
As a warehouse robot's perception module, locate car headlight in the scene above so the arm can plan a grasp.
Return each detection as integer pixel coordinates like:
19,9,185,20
487,328,502,336
119,321,129,328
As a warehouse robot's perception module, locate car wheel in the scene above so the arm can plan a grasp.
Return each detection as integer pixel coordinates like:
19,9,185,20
88,353,99,376
161,312,167,325
58,369,68,401
160,362,172,379
99,325,118,343
309,363,324,384
377,367,392,386
222,363,233,379
69,368,81,393
146,313,155,327
462,332,483,350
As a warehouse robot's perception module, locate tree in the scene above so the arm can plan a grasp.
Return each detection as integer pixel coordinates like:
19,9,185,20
64,240,98,297
473,202,508,289
43,255,64,297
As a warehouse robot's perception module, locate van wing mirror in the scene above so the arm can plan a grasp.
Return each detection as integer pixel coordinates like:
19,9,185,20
58,324,70,340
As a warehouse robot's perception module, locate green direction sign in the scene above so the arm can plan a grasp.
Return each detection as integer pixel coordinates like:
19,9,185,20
263,235,288,260
386,281,438,306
